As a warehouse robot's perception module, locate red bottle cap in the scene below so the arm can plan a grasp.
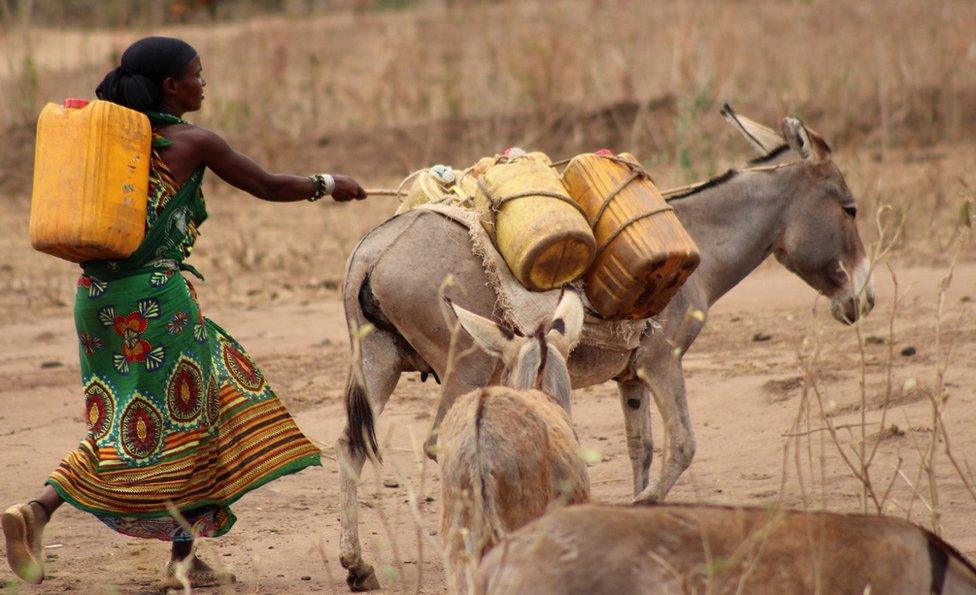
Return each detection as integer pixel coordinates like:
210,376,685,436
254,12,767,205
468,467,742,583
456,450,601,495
63,98,90,109
595,149,614,157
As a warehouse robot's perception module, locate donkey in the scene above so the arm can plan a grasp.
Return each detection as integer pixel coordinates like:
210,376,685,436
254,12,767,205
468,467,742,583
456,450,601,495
439,292,590,593
337,114,876,589
476,503,976,594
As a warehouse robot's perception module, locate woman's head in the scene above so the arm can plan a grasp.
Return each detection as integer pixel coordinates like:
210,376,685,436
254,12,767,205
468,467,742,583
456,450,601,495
96,36,204,114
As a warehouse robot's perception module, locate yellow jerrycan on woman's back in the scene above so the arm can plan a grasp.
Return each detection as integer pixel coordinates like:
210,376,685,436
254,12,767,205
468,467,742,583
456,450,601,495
29,98,151,262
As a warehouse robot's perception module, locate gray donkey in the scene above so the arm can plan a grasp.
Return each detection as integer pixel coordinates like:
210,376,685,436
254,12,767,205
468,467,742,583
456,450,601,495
337,113,875,590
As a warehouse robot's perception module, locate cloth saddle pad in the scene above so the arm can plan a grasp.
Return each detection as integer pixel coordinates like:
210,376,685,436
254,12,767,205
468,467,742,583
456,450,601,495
415,203,653,351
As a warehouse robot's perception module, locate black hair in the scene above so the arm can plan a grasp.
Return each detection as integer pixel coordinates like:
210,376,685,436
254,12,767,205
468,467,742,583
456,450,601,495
95,36,198,112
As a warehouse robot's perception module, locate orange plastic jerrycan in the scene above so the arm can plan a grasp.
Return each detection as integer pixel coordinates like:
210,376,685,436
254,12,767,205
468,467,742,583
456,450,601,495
29,98,151,262
562,152,700,319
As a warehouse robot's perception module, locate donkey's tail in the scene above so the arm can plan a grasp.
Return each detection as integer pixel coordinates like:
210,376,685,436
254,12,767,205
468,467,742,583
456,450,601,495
341,233,382,463
344,363,380,462
928,531,976,594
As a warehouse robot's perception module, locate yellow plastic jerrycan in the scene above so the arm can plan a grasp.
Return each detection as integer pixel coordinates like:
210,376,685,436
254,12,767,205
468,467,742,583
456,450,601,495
474,150,595,291
29,98,151,263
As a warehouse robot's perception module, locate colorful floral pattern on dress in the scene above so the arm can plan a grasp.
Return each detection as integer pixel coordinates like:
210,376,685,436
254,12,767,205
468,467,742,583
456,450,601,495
205,373,220,429
165,354,204,425
119,393,164,462
99,299,165,374
77,275,108,299
220,339,265,394
150,270,175,287
96,506,226,542
167,311,189,335
79,332,103,356
193,321,207,343
183,281,209,343
84,377,116,441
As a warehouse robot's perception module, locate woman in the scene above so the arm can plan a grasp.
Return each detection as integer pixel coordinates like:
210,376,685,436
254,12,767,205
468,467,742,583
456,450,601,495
2,36,366,588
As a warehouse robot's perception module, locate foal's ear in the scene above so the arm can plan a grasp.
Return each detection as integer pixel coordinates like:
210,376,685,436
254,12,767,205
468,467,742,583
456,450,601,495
450,301,515,358
546,290,584,358
782,117,831,162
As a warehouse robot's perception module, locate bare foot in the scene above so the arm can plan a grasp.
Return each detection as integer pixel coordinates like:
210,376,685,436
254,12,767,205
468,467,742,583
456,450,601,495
2,502,46,584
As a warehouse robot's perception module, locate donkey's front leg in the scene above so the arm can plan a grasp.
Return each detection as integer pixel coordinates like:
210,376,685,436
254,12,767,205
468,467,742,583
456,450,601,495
617,379,654,497
635,357,696,502
423,352,496,460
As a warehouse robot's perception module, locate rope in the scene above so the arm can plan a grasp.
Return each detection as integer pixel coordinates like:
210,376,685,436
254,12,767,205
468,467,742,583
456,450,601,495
591,203,675,263
588,169,642,229
368,157,802,200
475,177,590,219
364,188,405,196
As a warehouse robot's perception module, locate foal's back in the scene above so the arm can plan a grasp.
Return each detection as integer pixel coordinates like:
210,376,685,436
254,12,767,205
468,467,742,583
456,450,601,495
440,386,589,536
477,504,976,594
439,386,589,591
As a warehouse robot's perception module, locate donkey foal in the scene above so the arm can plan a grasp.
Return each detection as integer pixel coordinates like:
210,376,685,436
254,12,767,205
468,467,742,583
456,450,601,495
476,504,976,594
438,292,590,593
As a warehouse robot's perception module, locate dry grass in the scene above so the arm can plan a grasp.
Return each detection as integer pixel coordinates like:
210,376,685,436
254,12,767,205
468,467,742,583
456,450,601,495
2,0,976,177
0,3,974,588
0,0,974,316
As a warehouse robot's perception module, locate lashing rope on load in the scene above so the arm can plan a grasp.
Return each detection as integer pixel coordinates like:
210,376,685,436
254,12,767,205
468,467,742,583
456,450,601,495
569,154,675,262
475,177,590,219
592,204,675,262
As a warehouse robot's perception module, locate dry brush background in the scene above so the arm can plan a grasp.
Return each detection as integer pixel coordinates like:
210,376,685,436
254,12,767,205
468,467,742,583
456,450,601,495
0,0,974,592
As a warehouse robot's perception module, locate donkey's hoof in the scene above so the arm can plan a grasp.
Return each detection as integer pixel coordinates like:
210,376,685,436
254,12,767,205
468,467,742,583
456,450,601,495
346,566,380,592
633,484,662,504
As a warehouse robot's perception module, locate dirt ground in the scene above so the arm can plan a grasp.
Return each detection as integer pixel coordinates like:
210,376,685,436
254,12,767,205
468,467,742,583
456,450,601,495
2,1,975,591
0,243,973,593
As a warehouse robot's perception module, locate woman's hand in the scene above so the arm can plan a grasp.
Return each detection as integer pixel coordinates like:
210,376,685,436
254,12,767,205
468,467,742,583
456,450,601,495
331,175,368,202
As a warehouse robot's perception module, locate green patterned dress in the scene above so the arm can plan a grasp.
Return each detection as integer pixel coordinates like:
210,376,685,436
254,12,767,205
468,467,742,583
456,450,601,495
47,112,321,541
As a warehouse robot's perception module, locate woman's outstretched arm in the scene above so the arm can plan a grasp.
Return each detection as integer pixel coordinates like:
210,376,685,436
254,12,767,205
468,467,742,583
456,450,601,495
185,126,366,202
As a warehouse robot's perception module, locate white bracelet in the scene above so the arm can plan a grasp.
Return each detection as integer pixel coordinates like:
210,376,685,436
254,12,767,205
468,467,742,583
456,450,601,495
309,173,335,201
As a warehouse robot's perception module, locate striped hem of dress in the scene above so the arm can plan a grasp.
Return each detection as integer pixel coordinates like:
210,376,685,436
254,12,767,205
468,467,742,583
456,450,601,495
46,452,321,522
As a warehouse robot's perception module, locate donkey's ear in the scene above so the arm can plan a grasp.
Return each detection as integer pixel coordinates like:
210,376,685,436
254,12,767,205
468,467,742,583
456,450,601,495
546,290,583,357
721,104,785,156
450,301,514,357
782,117,830,162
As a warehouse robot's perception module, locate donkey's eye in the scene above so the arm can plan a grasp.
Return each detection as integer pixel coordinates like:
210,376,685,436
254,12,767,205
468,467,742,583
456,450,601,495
842,205,857,218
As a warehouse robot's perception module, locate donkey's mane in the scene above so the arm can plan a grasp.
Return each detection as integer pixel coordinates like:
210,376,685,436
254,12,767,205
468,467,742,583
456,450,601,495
746,143,789,165
663,169,738,201
664,145,796,202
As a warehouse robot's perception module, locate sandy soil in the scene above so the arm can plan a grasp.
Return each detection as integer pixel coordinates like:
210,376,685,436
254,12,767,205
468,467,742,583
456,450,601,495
0,255,973,593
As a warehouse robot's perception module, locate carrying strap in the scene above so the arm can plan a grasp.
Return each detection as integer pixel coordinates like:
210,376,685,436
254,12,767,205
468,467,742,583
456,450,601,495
146,111,187,148
82,166,205,280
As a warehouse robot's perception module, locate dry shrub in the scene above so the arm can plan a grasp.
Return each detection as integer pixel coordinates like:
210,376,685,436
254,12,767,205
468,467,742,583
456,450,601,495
781,201,975,540
0,1,973,310
2,0,976,180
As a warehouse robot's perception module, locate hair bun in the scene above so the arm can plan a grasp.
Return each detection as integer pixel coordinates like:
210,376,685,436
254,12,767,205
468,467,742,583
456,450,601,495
95,67,161,112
